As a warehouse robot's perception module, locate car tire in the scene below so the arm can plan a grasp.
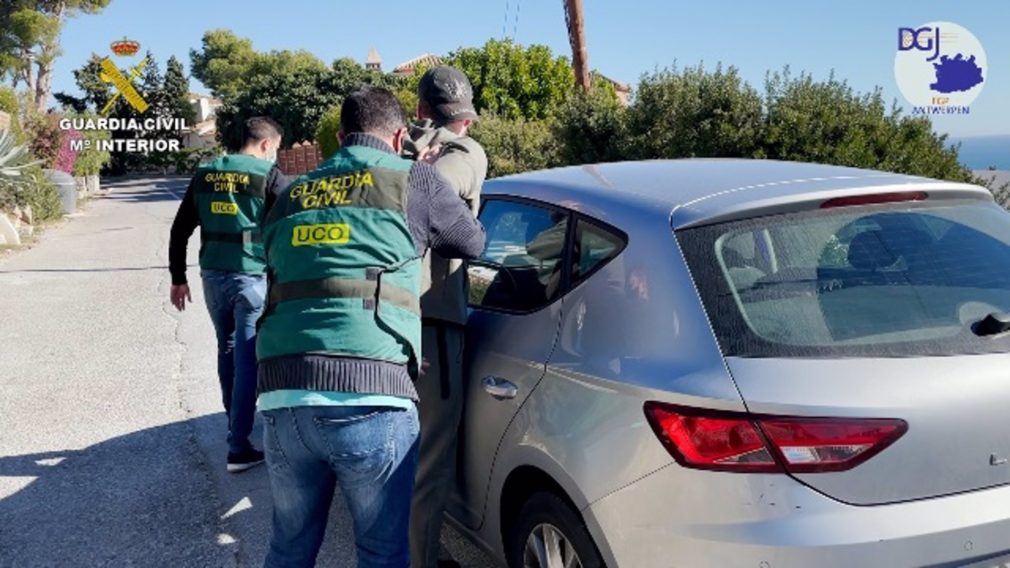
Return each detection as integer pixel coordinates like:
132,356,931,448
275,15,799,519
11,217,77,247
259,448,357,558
507,491,605,568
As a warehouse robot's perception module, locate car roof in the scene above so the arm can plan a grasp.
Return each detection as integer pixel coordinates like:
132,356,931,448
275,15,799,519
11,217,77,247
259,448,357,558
484,159,991,229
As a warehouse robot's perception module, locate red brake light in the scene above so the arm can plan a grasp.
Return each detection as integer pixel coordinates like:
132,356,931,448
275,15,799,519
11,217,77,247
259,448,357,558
820,191,928,209
644,403,907,474
643,403,779,472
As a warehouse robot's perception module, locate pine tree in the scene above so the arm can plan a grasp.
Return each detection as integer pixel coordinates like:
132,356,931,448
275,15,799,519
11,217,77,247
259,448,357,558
163,56,195,135
139,51,163,115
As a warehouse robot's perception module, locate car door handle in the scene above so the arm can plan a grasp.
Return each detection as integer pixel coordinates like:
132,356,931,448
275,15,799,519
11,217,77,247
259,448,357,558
482,376,518,400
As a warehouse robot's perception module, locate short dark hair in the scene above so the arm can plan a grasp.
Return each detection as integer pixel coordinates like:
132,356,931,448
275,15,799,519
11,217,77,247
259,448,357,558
243,116,283,146
340,87,405,137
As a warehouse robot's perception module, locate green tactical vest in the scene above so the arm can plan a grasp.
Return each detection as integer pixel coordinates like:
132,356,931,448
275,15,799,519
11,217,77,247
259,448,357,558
256,145,421,377
191,154,273,274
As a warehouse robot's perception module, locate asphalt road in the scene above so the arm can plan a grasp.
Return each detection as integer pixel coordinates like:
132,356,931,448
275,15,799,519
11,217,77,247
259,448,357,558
0,177,494,567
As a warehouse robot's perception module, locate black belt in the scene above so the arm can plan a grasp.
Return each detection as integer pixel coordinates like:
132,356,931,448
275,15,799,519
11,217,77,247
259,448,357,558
202,230,261,245
268,276,421,316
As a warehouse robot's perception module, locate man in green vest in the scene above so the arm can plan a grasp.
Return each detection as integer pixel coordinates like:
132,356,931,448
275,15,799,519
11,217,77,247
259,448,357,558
168,116,288,473
401,66,487,568
256,87,485,568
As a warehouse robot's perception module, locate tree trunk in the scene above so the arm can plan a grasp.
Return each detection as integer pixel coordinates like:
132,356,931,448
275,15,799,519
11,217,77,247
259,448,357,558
35,61,53,113
33,0,66,113
24,64,37,104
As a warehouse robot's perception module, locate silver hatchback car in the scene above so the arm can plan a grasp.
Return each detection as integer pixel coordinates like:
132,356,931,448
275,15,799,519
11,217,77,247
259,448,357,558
447,160,1010,568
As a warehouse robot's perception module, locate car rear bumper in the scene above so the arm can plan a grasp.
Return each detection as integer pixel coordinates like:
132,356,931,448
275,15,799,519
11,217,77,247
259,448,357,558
586,464,1010,568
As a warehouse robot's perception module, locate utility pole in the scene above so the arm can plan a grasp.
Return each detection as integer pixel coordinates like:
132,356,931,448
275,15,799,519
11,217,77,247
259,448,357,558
564,0,591,93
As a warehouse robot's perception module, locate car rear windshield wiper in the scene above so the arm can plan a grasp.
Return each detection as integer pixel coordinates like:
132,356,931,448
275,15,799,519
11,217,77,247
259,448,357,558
972,312,1010,337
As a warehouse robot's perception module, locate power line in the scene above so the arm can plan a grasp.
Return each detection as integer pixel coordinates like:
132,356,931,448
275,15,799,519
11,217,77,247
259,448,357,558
503,0,510,38
513,0,521,39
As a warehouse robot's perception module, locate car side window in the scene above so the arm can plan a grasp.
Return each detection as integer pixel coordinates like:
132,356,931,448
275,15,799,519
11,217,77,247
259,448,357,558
572,218,625,285
469,199,569,312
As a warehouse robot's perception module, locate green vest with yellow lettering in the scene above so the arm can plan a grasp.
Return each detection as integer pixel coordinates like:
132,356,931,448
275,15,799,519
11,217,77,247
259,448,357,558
256,145,421,376
192,154,272,274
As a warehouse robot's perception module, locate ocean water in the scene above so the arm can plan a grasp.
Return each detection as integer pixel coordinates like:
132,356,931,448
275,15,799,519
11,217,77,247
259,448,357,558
951,135,1010,170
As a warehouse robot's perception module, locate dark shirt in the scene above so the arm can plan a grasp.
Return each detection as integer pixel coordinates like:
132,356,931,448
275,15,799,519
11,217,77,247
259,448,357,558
256,133,487,400
168,160,290,285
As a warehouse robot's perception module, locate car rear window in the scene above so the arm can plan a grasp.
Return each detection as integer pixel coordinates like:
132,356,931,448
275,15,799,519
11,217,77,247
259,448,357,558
678,199,1010,357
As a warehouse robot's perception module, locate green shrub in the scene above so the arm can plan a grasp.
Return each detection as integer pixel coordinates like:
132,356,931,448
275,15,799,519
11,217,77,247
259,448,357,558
554,80,627,165
169,146,222,174
22,168,63,222
469,114,561,178
0,88,17,115
314,106,342,159
447,39,574,121
0,129,42,212
71,112,112,176
759,69,980,185
0,128,69,222
24,113,66,169
393,87,419,119
0,87,18,138
0,87,26,143
215,64,359,151
625,63,764,160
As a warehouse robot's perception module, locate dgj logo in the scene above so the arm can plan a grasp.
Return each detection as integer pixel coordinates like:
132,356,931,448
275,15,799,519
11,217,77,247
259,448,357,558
894,22,986,116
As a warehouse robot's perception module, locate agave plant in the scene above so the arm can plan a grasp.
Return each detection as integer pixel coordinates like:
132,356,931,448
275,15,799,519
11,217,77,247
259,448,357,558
0,128,41,178
0,128,43,209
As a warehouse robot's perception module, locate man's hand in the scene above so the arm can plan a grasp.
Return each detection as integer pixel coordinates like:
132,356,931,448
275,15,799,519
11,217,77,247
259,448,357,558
419,357,431,376
170,284,192,312
417,144,443,164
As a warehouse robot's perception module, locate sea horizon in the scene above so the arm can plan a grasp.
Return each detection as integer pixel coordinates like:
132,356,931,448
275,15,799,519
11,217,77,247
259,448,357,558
951,134,1010,170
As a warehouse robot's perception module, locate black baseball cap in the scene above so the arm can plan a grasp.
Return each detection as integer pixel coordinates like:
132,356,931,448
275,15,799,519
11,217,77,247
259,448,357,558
418,66,479,124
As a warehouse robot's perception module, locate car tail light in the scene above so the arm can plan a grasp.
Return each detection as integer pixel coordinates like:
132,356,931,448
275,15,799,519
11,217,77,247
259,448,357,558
820,191,928,208
643,402,907,474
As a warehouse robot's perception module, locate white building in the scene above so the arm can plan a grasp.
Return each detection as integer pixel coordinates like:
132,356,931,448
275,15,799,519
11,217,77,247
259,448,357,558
182,92,222,150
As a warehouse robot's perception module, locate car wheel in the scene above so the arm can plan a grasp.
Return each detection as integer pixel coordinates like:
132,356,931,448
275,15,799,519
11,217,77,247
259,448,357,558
508,491,605,568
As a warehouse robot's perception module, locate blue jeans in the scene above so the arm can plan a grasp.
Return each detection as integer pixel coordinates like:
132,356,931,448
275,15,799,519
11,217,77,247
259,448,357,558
201,269,266,454
262,405,420,568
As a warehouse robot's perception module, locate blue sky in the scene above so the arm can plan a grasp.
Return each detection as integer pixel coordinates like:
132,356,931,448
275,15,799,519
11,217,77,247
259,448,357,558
53,0,1009,138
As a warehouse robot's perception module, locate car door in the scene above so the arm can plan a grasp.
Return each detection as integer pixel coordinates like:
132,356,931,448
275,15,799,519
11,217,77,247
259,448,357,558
449,197,570,528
